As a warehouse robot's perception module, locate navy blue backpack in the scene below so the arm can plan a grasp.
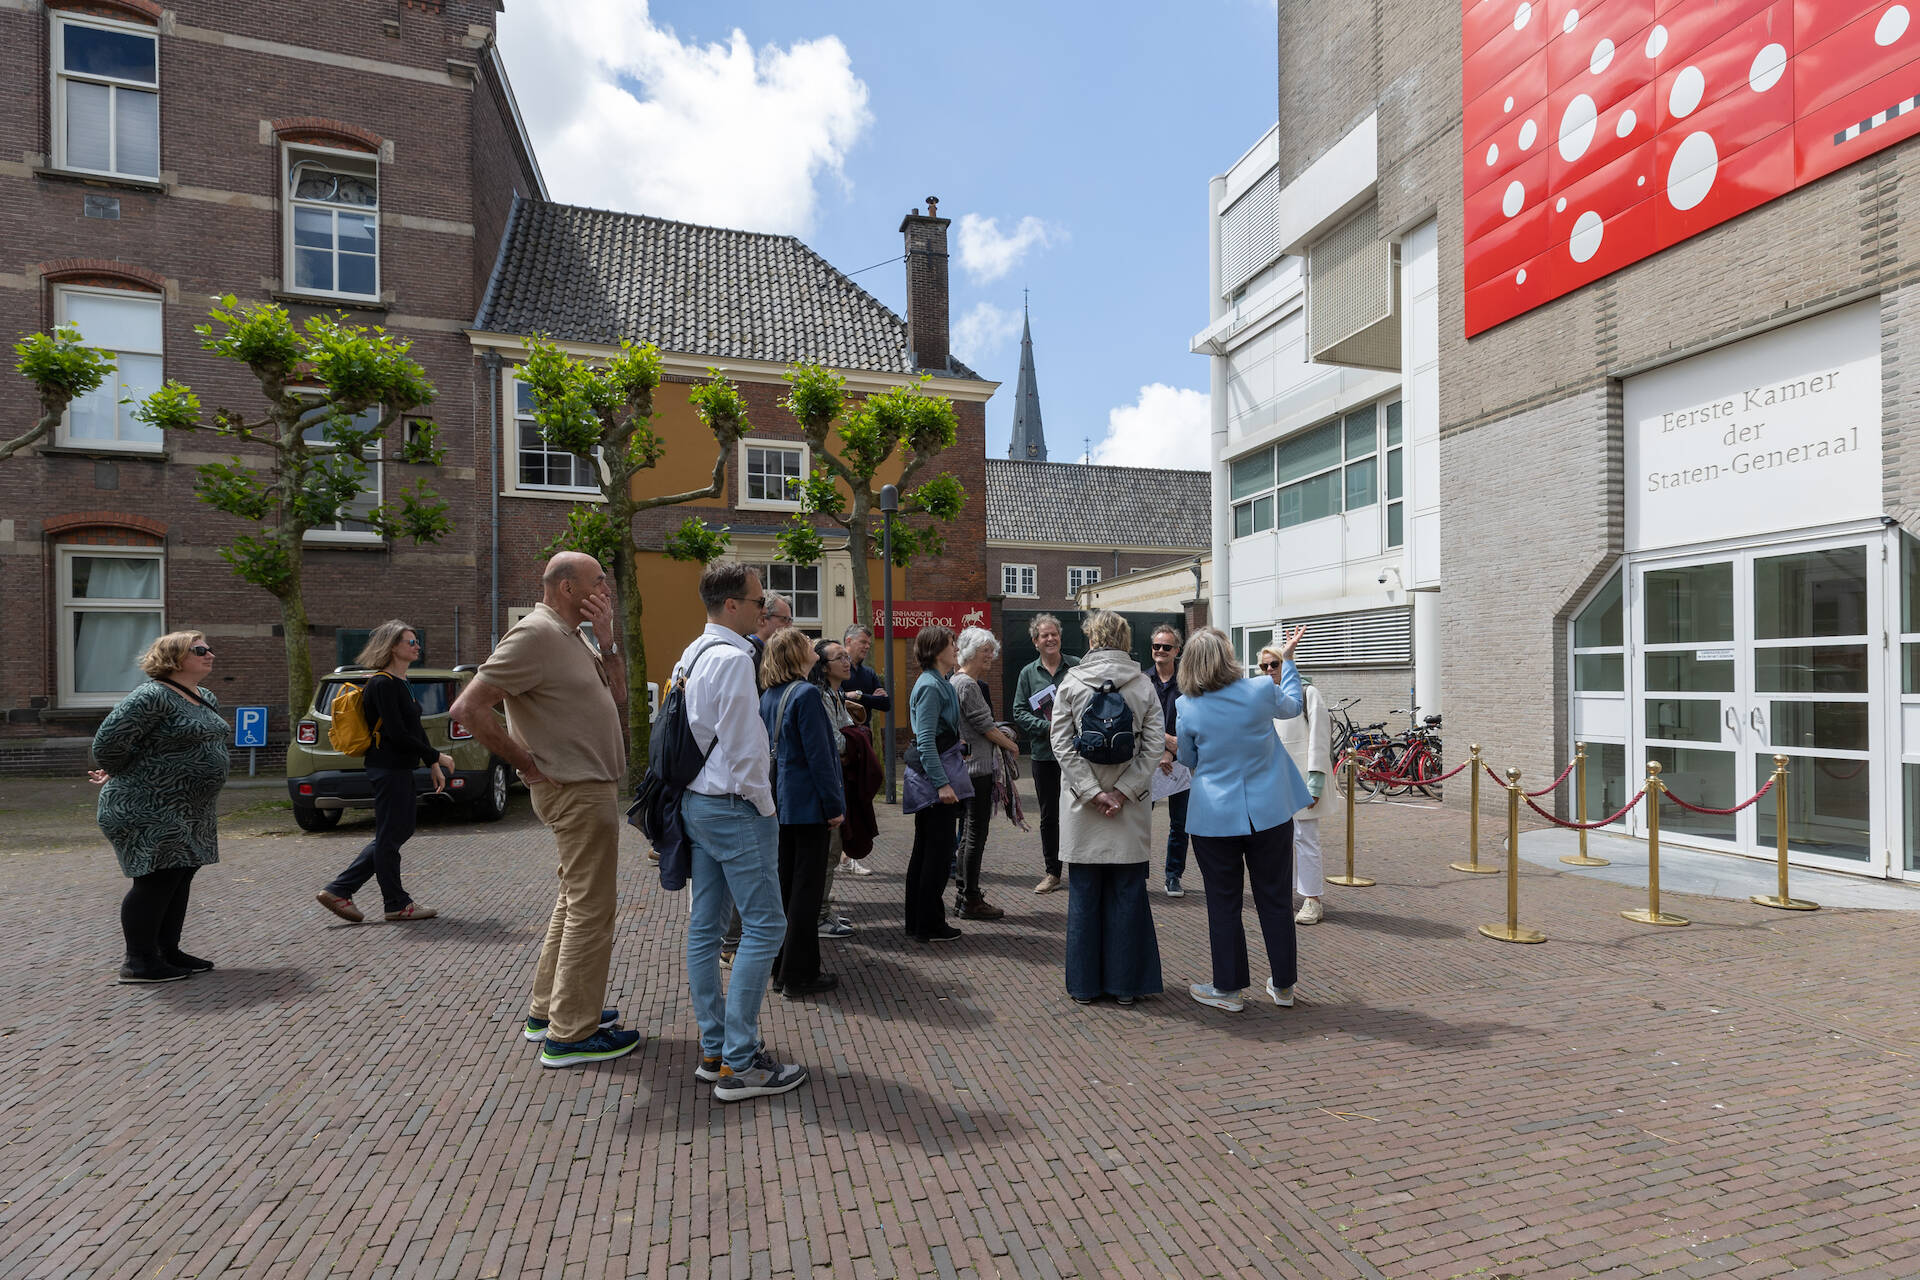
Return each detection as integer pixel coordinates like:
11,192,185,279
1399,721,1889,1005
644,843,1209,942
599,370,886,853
1072,678,1136,765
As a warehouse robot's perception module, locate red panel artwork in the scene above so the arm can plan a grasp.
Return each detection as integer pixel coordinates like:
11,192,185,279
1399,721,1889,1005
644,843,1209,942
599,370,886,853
1461,0,1920,335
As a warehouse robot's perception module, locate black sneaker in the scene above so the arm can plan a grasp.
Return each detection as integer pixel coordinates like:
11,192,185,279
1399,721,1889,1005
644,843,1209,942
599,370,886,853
522,1008,620,1042
924,925,962,942
712,1049,809,1102
539,1027,643,1069
116,958,189,984
783,973,839,998
164,951,214,974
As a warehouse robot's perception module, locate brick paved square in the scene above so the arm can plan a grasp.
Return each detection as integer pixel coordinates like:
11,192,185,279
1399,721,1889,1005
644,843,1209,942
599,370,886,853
4,779,1920,1278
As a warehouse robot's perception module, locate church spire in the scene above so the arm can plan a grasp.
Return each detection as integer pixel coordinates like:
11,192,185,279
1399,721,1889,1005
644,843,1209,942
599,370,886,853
1007,294,1047,462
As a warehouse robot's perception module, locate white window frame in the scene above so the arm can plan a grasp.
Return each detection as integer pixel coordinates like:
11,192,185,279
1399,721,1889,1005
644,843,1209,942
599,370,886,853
505,369,605,498
1067,565,1101,595
56,544,165,708
737,440,809,511
281,142,380,303
51,12,160,181
54,284,164,453
1002,563,1037,597
299,402,383,546
1383,399,1405,550
1230,397,1388,540
753,561,822,631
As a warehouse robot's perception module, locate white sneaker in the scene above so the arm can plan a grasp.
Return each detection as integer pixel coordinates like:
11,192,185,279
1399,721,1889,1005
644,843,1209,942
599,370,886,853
1265,979,1295,1007
846,857,873,876
1295,898,1323,925
1189,982,1245,1012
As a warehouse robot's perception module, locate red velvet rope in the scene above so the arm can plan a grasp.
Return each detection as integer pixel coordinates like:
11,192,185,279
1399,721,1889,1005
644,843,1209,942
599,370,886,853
1430,757,1472,782
1660,774,1774,816
1522,789,1647,829
1482,756,1578,796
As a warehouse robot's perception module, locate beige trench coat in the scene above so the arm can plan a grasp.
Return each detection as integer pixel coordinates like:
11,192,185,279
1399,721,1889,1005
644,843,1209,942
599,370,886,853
1048,648,1166,866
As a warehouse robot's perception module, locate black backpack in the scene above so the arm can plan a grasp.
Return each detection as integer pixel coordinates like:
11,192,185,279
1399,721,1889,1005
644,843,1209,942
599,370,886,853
628,638,730,889
1072,678,1136,765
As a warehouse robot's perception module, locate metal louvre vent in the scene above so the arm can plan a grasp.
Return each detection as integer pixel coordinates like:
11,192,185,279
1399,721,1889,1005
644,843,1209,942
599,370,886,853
1220,169,1280,296
1280,606,1412,667
1306,201,1400,371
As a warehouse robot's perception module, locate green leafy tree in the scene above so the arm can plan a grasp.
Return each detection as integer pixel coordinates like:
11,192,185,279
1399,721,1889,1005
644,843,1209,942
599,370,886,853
5,325,117,462
518,338,750,777
132,297,450,723
773,365,966,626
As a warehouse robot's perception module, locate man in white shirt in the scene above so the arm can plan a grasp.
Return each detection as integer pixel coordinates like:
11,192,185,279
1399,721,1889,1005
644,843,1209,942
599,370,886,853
676,561,809,1103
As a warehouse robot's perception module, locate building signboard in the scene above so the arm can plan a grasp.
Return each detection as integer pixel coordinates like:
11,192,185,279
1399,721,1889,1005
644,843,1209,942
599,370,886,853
1623,300,1880,552
870,601,992,637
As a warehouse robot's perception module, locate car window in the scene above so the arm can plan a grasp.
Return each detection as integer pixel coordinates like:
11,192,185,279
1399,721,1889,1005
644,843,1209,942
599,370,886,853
314,677,457,716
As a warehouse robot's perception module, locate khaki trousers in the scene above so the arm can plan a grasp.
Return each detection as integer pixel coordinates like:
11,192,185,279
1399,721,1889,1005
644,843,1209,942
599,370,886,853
526,779,620,1043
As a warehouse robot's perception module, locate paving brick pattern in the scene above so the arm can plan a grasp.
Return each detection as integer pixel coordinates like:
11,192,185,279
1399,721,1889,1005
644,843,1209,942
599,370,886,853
4,787,1920,1278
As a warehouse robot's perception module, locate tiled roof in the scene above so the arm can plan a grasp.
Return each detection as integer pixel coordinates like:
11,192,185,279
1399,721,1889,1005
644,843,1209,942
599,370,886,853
476,198,957,375
984,459,1212,548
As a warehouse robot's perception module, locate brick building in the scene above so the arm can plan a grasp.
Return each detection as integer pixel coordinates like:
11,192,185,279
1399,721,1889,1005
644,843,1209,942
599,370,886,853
1262,0,1920,881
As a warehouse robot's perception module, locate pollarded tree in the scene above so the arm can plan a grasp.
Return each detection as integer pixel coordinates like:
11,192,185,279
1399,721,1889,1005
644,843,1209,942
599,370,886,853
5,325,117,462
133,297,451,724
773,365,965,626
517,337,751,777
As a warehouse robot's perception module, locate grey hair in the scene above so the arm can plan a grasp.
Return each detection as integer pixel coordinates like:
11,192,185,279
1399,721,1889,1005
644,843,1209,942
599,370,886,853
843,624,871,643
1027,612,1062,641
955,626,999,665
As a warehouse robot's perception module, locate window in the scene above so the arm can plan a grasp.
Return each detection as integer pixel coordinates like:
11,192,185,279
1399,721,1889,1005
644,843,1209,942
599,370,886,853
1068,566,1101,595
1230,400,1385,538
58,547,163,706
739,441,806,509
512,375,601,493
1572,570,1624,692
1384,400,1405,548
754,563,821,631
302,406,382,543
1002,563,1037,597
53,14,158,180
56,287,163,452
284,146,379,300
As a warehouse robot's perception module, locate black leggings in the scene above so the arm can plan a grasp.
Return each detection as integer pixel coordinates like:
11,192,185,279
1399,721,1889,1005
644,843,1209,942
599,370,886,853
904,801,960,938
121,865,198,963
1032,759,1063,877
324,766,416,913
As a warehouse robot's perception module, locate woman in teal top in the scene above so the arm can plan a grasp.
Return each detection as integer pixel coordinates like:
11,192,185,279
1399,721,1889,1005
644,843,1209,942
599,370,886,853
89,630,230,984
903,625,964,942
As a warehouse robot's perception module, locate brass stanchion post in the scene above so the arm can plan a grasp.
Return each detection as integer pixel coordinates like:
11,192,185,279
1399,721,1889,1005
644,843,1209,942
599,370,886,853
1560,741,1610,866
1451,744,1499,874
1479,767,1545,943
1622,760,1688,926
1752,754,1818,911
1327,755,1374,887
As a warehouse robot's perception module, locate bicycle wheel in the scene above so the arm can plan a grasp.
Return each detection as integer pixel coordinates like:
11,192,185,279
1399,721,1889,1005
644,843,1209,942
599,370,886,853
1364,741,1411,797
1409,744,1443,799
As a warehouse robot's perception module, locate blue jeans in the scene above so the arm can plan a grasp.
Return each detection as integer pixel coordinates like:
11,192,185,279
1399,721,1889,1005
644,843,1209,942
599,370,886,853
1064,862,1163,1000
683,792,784,1069
1160,790,1190,880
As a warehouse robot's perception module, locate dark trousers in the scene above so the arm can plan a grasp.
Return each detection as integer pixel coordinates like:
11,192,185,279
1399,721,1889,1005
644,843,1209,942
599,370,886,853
1161,790,1191,879
772,823,831,987
1190,822,1297,993
121,865,198,963
1032,759,1063,877
955,784,995,906
324,766,415,913
904,801,960,937
1064,863,1163,1000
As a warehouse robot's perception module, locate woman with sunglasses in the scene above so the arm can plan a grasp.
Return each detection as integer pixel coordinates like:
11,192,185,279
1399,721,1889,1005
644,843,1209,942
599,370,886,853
90,631,231,983
316,620,452,924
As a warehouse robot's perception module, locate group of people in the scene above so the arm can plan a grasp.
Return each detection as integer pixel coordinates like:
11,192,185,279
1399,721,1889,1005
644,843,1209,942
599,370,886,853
88,550,1337,1100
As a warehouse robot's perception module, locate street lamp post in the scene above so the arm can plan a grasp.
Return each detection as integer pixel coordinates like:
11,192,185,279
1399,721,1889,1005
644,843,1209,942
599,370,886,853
880,483,898,803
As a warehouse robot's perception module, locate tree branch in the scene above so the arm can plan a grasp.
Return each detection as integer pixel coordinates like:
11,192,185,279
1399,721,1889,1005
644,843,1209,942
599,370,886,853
635,438,727,512
0,405,59,462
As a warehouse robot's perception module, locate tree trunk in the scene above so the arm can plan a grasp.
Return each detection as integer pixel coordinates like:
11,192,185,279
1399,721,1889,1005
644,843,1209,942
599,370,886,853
846,495,874,631
278,550,315,729
613,499,649,791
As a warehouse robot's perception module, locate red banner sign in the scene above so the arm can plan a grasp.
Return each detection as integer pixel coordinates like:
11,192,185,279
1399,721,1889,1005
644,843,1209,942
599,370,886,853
870,601,992,636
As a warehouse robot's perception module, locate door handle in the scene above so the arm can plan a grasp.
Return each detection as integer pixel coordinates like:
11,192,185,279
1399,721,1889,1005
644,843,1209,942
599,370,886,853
1749,707,1766,738
1724,704,1740,739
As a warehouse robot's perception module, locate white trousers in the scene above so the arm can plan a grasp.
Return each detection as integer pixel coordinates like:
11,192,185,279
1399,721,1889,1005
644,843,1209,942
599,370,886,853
1293,814,1322,898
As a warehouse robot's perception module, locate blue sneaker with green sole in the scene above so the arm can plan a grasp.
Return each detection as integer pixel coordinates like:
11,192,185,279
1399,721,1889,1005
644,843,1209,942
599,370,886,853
540,1027,643,1069
523,1008,620,1042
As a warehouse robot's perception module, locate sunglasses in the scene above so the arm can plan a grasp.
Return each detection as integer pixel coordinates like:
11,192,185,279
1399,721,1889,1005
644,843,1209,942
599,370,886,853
1258,660,1280,671
736,596,766,609
189,645,215,657
1151,643,1177,652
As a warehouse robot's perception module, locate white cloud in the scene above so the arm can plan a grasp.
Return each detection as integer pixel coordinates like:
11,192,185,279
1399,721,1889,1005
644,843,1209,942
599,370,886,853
1091,385,1212,470
497,1,871,235
951,302,1022,365
955,213,1058,282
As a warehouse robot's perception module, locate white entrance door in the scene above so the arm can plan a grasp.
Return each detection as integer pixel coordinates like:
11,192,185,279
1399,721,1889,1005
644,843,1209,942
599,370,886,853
1630,534,1885,876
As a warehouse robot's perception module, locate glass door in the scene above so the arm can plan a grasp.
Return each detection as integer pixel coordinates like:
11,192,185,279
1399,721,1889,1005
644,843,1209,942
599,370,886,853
1637,558,1743,849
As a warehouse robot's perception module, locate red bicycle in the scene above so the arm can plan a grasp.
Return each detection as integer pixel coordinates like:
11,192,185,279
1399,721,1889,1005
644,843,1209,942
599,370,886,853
1354,713,1445,799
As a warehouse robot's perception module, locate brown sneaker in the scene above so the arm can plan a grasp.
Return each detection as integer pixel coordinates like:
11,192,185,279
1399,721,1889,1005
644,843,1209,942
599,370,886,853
316,891,363,923
384,904,437,921
961,895,1005,920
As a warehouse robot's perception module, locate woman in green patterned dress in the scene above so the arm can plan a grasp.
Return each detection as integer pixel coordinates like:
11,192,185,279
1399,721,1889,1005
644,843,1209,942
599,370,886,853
90,630,230,984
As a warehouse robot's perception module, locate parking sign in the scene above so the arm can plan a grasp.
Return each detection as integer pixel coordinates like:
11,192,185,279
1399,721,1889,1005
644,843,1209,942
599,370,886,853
234,706,268,748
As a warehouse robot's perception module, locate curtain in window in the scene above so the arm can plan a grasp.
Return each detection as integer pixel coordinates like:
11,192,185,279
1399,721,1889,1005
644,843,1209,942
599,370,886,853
73,611,162,692
65,80,111,171
115,88,159,178
75,555,160,599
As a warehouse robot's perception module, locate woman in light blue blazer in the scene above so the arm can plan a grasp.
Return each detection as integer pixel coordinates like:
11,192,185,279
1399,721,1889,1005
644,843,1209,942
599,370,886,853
1174,625,1310,1012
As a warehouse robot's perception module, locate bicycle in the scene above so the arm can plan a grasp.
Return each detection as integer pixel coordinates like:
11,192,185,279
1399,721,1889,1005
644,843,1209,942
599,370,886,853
1330,699,1398,798
1365,712,1445,799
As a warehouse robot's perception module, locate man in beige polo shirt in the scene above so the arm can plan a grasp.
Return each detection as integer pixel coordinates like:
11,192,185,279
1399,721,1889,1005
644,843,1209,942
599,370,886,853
451,551,637,1068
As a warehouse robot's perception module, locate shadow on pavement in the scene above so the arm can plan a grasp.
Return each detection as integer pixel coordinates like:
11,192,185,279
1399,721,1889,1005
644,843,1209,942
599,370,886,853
1322,908,1471,940
151,965,316,1011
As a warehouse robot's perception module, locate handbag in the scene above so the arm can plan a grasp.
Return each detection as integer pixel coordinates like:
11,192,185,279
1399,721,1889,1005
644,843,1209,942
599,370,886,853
901,743,974,815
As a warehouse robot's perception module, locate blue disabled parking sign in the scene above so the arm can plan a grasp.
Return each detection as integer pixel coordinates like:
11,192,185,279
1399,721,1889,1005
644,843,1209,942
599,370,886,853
234,706,268,748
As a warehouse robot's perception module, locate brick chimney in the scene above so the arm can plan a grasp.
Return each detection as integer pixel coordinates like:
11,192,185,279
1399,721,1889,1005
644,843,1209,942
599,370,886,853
898,195,951,373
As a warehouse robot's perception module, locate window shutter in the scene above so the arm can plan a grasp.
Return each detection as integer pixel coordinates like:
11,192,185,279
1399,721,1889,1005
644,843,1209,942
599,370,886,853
1219,169,1280,297
1279,606,1412,666
1306,201,1400,371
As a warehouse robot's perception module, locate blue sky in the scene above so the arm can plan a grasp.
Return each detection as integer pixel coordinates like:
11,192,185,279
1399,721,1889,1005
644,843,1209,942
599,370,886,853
497,1,1279,469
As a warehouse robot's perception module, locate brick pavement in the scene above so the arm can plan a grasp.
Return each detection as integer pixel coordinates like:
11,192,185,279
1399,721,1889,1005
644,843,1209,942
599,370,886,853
4,785,1920,1279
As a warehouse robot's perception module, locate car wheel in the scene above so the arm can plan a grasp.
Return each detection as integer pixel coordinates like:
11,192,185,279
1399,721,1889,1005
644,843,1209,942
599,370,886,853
469,758,510,823
293,800,342,832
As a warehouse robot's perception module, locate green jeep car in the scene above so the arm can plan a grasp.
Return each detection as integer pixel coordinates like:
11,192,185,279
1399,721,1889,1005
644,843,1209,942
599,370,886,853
284,664,518,831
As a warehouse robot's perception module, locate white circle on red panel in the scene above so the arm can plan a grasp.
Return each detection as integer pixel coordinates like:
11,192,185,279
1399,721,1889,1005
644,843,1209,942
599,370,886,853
1560,93,1599,160
1556,196,1568,212
1517,269,1528,284
1617,108,1638,137
1670,66,1706,117
1519,118,1538,149
1487,141,1500,165
1877,5,1909,45
1591,38,1615,75
1750,43,1787,92
1667,130,1718,210
1505,95,1515,112
1646,24,1668,58
1503,180,1526,217
1570,210,1604,263
1514,2,1532,31
1563,9,1579,33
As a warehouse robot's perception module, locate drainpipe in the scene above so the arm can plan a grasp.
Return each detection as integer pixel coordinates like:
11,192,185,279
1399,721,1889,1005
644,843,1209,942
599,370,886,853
1207,172,1232,632
483,349,502,649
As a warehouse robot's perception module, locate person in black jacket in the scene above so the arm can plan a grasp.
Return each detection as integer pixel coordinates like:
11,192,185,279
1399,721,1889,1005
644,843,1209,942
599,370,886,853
316,621,453,923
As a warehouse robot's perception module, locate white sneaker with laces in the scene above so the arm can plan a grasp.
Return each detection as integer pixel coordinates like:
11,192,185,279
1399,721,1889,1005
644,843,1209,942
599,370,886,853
1295,898,1324,925
1265,979,1295,1008
1189,982,1245,1012
845,856,873,877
